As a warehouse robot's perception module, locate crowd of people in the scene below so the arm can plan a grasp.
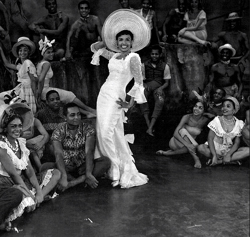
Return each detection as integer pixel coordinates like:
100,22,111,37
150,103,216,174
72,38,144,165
0,0,249,233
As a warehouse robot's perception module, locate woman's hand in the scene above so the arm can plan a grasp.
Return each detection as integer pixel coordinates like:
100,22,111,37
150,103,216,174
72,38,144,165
210,155,218,166
25,204,36,213
116,98,130,109
35,192,44,207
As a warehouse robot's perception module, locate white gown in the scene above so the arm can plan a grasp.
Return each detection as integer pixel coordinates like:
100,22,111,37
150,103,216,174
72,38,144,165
92,46,148,188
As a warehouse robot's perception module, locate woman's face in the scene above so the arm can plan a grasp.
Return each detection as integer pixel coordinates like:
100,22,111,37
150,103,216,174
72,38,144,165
43,47,54,61
6,118,23,140
190,0,199,9
222,101,235,116
18,46,29,60
193,102,204,115
117,34,133,53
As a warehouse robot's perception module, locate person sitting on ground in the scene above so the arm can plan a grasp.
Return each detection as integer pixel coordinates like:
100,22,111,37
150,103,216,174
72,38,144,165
51,103,111,191
65,0,102,59
135,0,160,44
207,88,226,116
29,0,69,61
0,104,61,226
162,0,187,43
177,0,210,45
140,44,171,136
242,109,250,147
36,36,96,117
156,100,209,168
206,44,242,100
197,96,249,166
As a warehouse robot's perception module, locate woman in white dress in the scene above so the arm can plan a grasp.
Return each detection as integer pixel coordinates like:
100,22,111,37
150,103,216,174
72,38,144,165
36,37,96,117
177,0,210,45
197,97,249,166
91,9,151,188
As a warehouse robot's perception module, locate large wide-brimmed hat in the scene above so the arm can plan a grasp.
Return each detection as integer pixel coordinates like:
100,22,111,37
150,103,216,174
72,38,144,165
223,96,240,113
226,12,242,21
0,103,34,133
12,37,36,58
102,9,151,52
218,44,236,57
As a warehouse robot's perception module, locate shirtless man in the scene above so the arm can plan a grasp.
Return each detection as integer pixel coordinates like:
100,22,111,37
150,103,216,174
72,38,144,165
162,0,187,43
207,44,242,100
65,1,102,59
0,1,11,55
214,12,249,66
29,0,69,60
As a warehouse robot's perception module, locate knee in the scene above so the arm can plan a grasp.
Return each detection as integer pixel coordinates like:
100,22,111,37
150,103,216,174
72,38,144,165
52,169,61,181
197,144,205,154
11,188,23,204
103,156,111,169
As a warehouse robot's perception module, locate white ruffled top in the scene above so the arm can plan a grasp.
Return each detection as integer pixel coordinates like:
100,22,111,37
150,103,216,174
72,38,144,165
16,59,37,85
90,42,146,104
0,137,30,177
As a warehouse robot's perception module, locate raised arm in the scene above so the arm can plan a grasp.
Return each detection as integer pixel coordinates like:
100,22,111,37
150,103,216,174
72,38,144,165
0,46,17,70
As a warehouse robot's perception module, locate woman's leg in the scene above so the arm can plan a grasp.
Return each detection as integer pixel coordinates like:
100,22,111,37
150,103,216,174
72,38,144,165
230,147,250,161
41,169,61,197
178,31,210,45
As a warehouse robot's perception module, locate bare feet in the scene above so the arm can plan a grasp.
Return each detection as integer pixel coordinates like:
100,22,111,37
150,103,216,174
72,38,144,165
194,161,202,169
156,150,172,156
146,128,154,137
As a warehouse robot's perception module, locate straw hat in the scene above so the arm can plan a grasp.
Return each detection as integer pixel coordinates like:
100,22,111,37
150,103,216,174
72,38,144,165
223,96,240,113
218,44,236,57
0,103,34,133
102,9,151,52
12,37,36,58
226,12,242,21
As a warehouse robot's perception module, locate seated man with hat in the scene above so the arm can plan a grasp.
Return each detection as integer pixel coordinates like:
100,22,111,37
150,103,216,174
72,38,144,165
51,102,110,191
214,12,249,65
206,44,243,100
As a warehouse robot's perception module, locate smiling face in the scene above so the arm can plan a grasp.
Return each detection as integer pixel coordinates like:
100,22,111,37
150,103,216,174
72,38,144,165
117,34,133,53
6,118,23,140
79,3,90,18
18,45,30,60
66,106,81,126
46,0,57,14
43,47,54,61
150,49,161,63
220,49,233,61
178,0,186,13
193,102,204,116
222,100,235,116
213,89,224,103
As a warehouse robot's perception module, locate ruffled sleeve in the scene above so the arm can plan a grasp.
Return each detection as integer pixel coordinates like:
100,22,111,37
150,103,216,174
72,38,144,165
24,59,37,77
90,42,115,65
235,118,245,137
127,54,147,104
199,10,206,20
208,116,223,137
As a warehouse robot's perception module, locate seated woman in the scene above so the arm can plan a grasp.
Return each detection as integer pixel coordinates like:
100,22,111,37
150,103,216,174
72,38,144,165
242,109,250,147
197,97,249,166
36,37,96,118
177,0,210,45
156,101,209,168
0,105,61,228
